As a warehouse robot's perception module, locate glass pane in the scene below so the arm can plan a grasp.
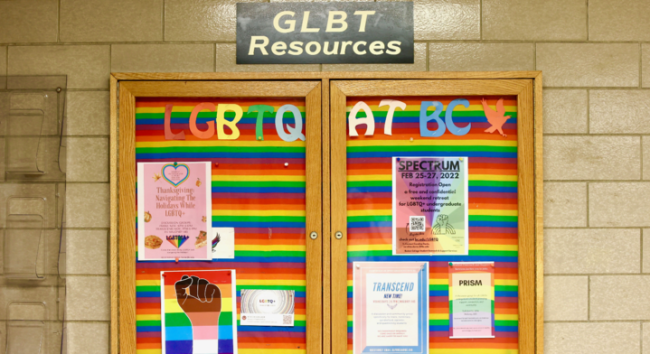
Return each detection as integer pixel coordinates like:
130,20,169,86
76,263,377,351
135,97,308,353
345,96,518,353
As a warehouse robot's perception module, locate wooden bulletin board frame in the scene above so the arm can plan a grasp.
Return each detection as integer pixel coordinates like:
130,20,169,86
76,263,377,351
110,72,543,354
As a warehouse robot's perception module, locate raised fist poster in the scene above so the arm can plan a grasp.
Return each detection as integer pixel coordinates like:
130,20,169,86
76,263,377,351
392,156,469,255
161,270,238,354
353,262,429,354
448,262,495,339
137,161,212,261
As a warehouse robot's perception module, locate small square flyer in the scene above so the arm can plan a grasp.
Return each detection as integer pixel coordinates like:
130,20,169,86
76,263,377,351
137,161,212,261
240,290,295,327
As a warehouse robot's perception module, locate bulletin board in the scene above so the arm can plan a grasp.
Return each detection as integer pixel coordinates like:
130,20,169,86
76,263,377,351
111,72,543,354
112,79,323,354
330,79,541,354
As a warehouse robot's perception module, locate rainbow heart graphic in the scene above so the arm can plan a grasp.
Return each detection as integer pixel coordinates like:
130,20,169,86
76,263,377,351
166,235,189,249
162,163,190,187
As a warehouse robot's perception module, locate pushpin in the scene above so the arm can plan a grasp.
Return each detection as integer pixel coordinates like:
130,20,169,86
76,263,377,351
284,162,289,167
459,157,463,161
214,162,219,167
162,272,166,277
410,137,414,142
175,258,179,263
449,262,453,267
356,264,361,269
257,136,263,141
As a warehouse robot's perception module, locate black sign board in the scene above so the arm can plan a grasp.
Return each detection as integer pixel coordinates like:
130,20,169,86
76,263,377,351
236,2,414,64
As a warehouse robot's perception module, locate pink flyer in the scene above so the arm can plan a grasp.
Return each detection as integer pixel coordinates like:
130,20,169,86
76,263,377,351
137,162,212,261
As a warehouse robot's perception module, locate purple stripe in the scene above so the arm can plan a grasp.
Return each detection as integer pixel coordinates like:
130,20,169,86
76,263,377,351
347,157,518,165
469,192,518,199
135,158,305,165
137,332,161,338
469,227,518,234
496,297,518,303
347,192,391,199
137,298,160,304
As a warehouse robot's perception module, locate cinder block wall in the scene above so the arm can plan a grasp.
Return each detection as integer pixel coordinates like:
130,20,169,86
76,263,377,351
2,0,648,353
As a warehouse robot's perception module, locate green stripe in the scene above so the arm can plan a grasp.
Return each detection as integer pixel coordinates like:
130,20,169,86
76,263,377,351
137,320,161,327
213,216,305,223
164,312,192,327
430,320,449,326
234,250,305,258
495,285,518,292
137,286,160,293
469,215,518,222
469,181,517,188
495,320,518,327
347,215,391,223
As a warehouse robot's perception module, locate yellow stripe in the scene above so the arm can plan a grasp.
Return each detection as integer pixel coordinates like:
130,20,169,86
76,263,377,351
347,139,517,147
137,280,160,286
469,174,518,182
136,105,306,113
470,244,518,251
496,279,518,286
236,245,305,252
469,209,518,217
347,209,391,217
430,313,449,320
213,210,305,217
137,350,161,354
136,140,304,148
137,314,161,321
213,175,305,182
164,297,234,313
496,314,518,321
345,104,516,112
237,279,306,286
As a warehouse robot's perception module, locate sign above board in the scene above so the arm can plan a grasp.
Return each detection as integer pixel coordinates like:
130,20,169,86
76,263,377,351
236,2,414,65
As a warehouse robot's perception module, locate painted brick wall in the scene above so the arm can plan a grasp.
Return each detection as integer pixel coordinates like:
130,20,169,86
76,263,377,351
2,0,648,353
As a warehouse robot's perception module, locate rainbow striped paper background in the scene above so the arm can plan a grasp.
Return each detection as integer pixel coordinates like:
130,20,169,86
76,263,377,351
346,97,519,354
135,98,307,354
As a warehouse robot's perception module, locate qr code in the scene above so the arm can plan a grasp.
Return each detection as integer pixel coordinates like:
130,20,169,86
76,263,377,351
283,315,293,325
409,216,426,232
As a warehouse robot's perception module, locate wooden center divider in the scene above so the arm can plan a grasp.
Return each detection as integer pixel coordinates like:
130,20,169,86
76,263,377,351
110,72,544,354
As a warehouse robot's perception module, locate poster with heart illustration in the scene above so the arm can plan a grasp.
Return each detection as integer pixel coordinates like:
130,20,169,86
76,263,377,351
137,161,212,261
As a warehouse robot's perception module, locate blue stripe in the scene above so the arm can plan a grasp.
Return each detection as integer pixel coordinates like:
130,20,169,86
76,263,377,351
469,221,518,228
164,326,192,341
469,186,518,193
348,221,392,228
495,291,518,298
